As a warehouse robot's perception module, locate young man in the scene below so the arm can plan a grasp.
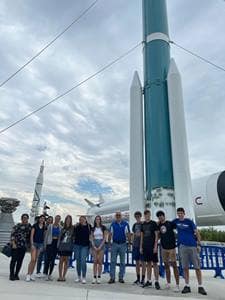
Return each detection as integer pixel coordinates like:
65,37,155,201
172,207,207,295
132,211,146,285
140,210,160,290
156,210,179,292
10,213,31,280
108,211,131,284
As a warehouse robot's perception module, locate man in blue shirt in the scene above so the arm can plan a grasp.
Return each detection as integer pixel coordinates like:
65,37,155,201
172,207,207,295
108,211,131,283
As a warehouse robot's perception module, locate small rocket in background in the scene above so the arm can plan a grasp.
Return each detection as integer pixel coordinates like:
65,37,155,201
30,160,44,223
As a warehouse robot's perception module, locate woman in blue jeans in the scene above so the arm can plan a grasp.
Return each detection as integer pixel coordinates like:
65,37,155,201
74,216,91,284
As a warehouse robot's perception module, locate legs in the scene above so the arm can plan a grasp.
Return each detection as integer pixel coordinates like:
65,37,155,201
9,249,18,278
28,247,39,275
75,245,82,278
44,245,52,275
146,261,152,282
36,250,44,274
110,243,118,280
49,242,58,275
58,256,68,280
15,248,26,277
80,246,89,278
97,250,104,277
118,243,126,280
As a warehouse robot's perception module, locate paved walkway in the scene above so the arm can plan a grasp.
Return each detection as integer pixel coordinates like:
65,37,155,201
0,254,224,299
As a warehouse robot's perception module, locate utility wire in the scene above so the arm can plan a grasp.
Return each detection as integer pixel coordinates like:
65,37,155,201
0,42,142,135
0,0,99,88
170,40,225,73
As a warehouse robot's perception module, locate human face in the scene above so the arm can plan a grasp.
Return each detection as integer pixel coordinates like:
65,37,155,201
177,210,185,220
115,212,122,222
21,215,29,224
39,216,45,224
144,212,151,222
157,214,165,223
95,216,101,226
54,215,61,225
65,216,72,227
135,214,141,222
79,216,87,225
47,217,53,224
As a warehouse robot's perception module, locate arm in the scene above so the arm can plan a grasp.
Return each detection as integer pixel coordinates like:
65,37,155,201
140,232,143,254
126,223,131,244
10,225,17,248
99,228,107,250
154,231,159,253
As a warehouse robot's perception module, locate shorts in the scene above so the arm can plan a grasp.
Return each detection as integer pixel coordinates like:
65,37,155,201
161,248,177,263
132,247,144,261
179,245,200,269
58,251,72,257
33,243,43,250
143,245,158,263
93,239,105,251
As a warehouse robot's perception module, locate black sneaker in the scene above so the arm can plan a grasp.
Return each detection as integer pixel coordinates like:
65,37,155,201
182,286,191,294
108,278,115,284
198,287,207,295
14,275,20,280
140,279,145,286
119,278,125,283
133,279,140,285
9,275,15,281
142,281,152,288
155,281,160,290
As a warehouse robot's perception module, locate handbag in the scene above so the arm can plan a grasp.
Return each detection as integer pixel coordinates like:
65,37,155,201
1,243,12,257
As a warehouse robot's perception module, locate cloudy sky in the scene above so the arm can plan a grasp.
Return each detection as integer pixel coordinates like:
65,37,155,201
0,0,225,222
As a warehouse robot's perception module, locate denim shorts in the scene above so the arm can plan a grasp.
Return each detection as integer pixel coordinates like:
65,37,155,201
93,239,105,251
33,242,43,250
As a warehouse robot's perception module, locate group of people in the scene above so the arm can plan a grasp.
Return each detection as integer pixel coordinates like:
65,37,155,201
8,207,207,296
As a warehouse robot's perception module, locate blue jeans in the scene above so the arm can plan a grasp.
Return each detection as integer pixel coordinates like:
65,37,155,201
110,242,126,280
36,249,46,274
74,245,89,278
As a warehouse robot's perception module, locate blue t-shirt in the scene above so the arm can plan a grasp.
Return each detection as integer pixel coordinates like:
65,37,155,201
172,218,197,247
110,221,130,243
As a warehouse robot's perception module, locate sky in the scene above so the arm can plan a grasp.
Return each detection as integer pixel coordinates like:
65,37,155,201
0,0,225,223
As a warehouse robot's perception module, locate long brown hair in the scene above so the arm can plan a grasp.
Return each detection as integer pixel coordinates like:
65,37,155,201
63,215,73,229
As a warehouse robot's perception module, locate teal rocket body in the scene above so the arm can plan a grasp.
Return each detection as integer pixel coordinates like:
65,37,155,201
143,0,174,198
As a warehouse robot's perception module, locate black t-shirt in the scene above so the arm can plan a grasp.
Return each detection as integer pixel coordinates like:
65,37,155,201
32,223,45,243
132,222,142,248
74,224,92,246
141,220,158,246
158,221,176,250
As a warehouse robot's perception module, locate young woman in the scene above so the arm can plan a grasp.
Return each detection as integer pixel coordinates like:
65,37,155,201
57,215,74,282
74,216,91,284
26,215,45,282
10,214,31,281
91,215,107,284
44,215,62,280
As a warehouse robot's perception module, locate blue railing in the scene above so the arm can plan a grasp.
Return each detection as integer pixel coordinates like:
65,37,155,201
80,244,225,279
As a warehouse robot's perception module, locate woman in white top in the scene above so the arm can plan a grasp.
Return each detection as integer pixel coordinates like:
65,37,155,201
91,215,107,283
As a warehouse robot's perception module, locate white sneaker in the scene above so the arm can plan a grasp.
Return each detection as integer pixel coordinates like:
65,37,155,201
97,277,101,284
36,273,42,278
82,278,86,284
25,274,31,282
30,274,36,281
92,278,96,284
173,285,180,293
166,283,170,289
74,277,81,283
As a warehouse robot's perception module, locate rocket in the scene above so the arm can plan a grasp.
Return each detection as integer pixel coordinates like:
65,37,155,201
130,0,195,222
30,160,44,223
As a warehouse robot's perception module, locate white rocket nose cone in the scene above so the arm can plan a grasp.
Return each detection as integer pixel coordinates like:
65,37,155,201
131,71,142,88
167,58,180,77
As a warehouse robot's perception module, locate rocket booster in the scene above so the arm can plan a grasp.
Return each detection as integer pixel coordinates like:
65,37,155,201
30,160,44,221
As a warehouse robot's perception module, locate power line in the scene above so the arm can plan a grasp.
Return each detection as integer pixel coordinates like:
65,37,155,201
0,42,142,135
0,0,99,88
170,40,225,73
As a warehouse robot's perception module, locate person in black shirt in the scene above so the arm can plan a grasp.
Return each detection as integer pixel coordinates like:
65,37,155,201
140,210,160,290
9,213,31,280
26,215,45,282
132,211,145,285
74,216,92,284
156,210,179,292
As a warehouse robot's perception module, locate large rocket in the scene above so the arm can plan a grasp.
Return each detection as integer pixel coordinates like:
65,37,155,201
30,160,44,223
130,0,195,223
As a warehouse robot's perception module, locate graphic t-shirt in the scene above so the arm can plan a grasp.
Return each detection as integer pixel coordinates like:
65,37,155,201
141,220,158,247
158,221,176,250
132,222,142,248
172,218,197,247
11,223,31,248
